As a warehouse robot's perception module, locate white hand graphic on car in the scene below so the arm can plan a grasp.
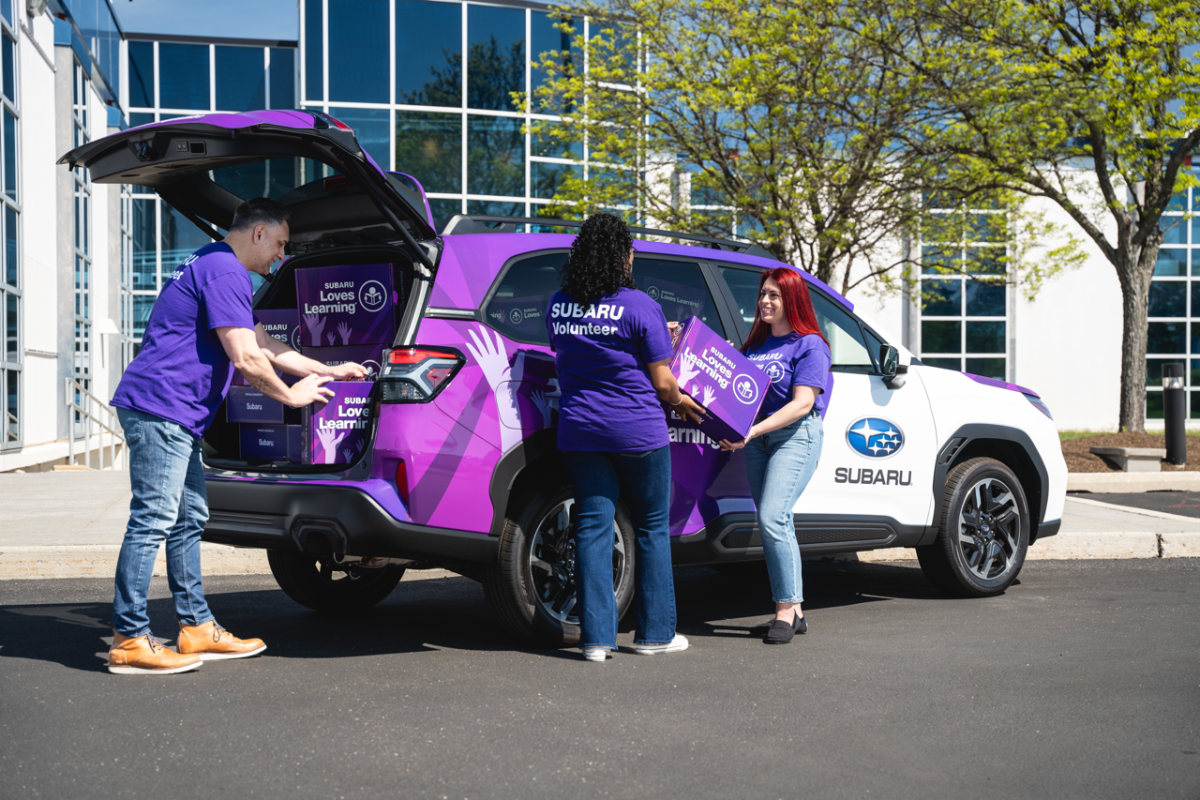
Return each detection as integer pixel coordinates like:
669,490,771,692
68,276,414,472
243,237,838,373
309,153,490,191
303,314,327,347
337,322,352,345
315,425,347,464
465,326,524,452
530,390,553,428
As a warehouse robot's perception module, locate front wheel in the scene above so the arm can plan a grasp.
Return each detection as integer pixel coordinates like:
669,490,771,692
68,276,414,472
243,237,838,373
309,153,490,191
483,480,635,646
267,550,405,612
917,457,1030,597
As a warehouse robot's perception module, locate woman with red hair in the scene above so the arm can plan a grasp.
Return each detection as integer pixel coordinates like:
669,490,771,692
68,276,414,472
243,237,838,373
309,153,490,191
719,267,831,644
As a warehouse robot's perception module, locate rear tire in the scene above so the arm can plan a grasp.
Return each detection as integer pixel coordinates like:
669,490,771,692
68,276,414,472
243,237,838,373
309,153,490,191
267,550,405,612
917,457,1030,597
483,479,635,647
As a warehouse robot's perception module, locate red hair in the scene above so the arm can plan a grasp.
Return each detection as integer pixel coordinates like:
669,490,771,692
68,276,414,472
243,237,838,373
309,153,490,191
742,267,829,353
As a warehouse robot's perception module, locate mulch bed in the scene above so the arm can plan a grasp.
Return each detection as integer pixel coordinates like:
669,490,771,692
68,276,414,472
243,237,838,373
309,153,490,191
1061,432,1200,473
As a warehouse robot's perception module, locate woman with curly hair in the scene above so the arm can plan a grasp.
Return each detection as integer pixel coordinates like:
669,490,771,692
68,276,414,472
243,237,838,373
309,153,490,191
546,212,705,662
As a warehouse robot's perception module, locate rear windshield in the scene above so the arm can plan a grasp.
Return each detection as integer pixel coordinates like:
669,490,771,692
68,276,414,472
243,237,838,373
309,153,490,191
207,157,340,203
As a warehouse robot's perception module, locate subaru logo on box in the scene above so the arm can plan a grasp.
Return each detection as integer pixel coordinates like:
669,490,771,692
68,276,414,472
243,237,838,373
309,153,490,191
846,417,904,459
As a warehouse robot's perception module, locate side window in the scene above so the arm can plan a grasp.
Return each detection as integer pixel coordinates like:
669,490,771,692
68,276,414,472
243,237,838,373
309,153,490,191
718,265,760,337
633,258,726,338
482,252,566,345
808,290,876,373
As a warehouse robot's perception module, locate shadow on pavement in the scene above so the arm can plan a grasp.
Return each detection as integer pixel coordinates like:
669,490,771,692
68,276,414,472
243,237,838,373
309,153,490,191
0,560,943,672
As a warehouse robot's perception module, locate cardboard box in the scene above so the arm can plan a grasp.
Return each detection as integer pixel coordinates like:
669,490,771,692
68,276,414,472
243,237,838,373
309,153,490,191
669,317,769,442
239,424,294,461
227,386,285,424
296,263,395,348
304,381,373,465
301,344,386,382
232,308,302,386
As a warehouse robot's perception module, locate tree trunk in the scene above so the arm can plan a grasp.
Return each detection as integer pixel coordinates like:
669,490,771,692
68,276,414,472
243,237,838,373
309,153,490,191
1116,243,1157,434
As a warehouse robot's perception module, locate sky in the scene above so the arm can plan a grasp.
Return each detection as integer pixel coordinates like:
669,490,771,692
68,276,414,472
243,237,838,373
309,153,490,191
113,0,299,41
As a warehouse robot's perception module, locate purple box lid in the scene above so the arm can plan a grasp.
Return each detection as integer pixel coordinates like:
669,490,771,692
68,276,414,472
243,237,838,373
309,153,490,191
296,264,395,348
670,317,769,441
255,308,302,350
227,386,285,424
304,381,373,465
301,344,386,382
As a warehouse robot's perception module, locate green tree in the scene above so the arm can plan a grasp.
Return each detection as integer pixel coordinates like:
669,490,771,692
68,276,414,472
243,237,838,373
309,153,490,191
854,0,1200,432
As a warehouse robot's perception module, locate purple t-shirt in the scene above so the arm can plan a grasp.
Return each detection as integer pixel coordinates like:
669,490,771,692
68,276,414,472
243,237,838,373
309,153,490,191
112,242,256,437
546,288,674,452
745,332,832,418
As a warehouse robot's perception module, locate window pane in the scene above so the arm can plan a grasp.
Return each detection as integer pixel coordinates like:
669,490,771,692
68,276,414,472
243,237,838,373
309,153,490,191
5,290,15,360
466,199,523,216
159,43,210,110
1149,281,1186,317
215,46,265,111
467,4,525,111
330,106,389,170
1148,321,1186,354
467,115,524,197
1191,390,1200,419
532,125,584,160
161,202,211,271
2,34,13,103
924,357,961,371
632,258,724,337
967,212,1005,243
1192,322,1200,354
0,0,10,26
965,247,1005,274
396,0,462,106
3,108,14,201
1146,390,1164,419
130,112,154,128
133,295,155,337
810,289,873,369
304,0,323,102
921,278,961,316
269,48,295,108
132,199,155,289
5,369,16,443
965,357,1005,379
328,0,388,103
1162,219,1186,245
395,111,461,193
965,279,1005,316
921,246,959,275
428,198,461,232
1147,358,1171,387
718,266,761,336
1155,248,1186,277
483,253,565,344
532,161,579,200
531,12,576,92
4,205,14,286
922,320,961,354
966,320,1005,353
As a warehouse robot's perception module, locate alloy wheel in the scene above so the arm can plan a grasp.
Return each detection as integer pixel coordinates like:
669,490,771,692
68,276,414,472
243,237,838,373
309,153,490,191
956,477,1021,581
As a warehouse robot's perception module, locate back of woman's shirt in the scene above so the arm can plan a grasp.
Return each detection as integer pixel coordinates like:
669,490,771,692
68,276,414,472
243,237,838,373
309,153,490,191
546,287,674,452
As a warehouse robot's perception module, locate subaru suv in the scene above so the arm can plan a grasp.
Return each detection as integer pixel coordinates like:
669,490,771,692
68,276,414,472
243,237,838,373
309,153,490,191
62,111,1068,645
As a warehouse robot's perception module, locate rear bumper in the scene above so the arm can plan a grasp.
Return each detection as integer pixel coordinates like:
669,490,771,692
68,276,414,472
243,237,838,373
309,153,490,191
202,478,498,565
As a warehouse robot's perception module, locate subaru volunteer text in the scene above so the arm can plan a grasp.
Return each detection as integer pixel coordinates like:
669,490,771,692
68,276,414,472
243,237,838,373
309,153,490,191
61,111,1067,644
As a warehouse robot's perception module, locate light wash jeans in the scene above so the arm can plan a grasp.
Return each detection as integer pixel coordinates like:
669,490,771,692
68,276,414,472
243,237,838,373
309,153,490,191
562,446,676,649
112,408,214,637
743,412,824,604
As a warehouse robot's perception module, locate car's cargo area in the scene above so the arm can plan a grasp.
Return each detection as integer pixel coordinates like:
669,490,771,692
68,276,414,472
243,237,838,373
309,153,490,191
202,252,415,472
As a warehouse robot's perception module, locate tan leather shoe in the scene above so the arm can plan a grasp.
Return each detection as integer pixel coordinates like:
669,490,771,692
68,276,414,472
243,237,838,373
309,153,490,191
177,620,266,661
108,632,202,675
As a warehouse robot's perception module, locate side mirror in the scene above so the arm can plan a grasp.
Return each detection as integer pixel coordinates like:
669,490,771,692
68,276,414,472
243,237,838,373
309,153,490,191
879,344,906,389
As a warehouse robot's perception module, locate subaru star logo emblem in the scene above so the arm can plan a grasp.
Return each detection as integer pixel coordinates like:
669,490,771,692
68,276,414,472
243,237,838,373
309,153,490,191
846,417,904,459
359,280,387,312
733,373,760,405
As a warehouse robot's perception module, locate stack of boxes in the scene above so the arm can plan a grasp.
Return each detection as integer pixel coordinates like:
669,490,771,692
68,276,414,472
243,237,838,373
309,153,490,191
229,264,395,464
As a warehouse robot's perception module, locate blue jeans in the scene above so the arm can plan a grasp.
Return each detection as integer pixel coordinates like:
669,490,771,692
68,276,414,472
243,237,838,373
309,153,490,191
112,408,214,637
562,446,676,649
743,413,824,604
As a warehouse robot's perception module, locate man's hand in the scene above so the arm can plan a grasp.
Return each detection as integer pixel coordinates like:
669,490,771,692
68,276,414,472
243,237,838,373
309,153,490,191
287,373,335,407
325,361,367,380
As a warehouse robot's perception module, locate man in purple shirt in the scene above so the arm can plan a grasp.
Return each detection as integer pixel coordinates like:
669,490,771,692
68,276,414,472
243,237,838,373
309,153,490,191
107,198,365,675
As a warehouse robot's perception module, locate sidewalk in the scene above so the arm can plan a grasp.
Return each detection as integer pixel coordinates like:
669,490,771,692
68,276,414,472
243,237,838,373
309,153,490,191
0,472,1197,580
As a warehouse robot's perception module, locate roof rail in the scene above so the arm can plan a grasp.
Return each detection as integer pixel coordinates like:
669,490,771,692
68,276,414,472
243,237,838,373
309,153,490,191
441,214,775,258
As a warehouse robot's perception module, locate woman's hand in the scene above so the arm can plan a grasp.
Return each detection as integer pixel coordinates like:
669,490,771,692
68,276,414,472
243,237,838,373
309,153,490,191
719,424,758,451
671,394,706,425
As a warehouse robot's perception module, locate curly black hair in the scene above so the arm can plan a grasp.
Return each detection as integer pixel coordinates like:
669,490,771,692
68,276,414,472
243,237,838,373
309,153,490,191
559,213,636,310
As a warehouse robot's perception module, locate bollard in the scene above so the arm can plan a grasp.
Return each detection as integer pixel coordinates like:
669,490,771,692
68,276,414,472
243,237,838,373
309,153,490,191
1163,362,1186,465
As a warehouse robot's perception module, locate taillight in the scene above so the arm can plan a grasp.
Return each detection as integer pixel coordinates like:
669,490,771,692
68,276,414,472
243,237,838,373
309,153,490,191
395,459,409,505
380,347,464,403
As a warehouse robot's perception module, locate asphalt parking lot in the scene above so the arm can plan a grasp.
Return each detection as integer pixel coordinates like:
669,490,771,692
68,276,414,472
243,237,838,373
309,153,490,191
1,559,1197,800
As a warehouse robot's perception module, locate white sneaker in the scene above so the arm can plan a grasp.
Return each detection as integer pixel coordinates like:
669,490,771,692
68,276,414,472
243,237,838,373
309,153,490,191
581,647,609,662
634,634,689,655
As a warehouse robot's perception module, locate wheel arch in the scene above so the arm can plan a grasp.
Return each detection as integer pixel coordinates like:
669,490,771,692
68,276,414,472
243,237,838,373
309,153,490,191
930,424,1048,543
487,428,566,538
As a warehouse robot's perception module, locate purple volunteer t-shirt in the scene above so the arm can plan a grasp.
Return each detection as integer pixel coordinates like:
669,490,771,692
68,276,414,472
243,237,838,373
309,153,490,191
546,288,674,452
112,242,256,437
745,332,833,418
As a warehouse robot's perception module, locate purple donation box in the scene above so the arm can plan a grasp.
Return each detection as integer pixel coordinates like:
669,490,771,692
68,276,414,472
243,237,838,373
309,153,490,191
670,317,768,443
304,381,373,465
239,424,295,461
296,264,395,348
232,308,303,386
227,386,285,424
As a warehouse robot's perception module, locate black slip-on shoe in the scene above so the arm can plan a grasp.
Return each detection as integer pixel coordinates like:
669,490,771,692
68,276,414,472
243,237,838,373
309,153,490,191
751,616,807,637
762,615,806,644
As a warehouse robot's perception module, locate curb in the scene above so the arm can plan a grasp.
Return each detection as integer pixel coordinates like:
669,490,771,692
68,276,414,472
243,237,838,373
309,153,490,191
1067,472,1200,493
853,532,1200,563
